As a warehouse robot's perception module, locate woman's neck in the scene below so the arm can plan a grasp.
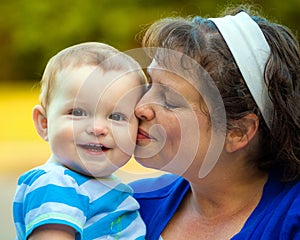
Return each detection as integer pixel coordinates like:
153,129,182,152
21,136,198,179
187,169,268,220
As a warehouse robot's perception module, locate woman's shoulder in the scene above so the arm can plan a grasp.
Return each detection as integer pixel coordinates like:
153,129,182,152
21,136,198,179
267,171,300,202
281,179,300,214
236,174,300,239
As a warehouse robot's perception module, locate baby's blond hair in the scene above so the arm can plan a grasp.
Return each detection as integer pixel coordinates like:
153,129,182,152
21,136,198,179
39,42,145,111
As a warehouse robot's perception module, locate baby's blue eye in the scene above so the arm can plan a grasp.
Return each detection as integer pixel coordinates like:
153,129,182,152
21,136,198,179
109,113,127,121
71,109,86,116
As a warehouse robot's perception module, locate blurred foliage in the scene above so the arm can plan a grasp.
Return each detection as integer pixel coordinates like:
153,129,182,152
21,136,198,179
0,0,299,82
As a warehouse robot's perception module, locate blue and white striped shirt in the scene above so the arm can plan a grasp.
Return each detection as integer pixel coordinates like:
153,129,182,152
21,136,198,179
13,161,146,240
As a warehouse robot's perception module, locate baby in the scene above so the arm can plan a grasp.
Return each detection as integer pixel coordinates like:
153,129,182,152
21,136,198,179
13,42,147,239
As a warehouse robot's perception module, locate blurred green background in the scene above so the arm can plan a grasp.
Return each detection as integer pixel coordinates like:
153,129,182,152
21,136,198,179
1,0,299,83
0,1,299,238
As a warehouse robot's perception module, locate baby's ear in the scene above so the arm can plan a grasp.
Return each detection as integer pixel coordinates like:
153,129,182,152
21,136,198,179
32,105,48,141
225,113,259,153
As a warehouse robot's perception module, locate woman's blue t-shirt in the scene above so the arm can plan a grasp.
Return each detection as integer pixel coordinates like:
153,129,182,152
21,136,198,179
130,172,300,240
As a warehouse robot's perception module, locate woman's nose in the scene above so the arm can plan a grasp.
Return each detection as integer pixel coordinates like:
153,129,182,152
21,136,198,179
135,103,155,121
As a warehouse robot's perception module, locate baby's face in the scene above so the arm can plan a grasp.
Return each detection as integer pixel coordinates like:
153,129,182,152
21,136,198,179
45,65,143,177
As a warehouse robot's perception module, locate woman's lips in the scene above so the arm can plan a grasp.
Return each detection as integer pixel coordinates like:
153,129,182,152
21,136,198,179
137,128,152,140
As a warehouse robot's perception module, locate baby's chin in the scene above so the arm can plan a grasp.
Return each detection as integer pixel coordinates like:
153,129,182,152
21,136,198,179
74,164,119,178
68,167,110,178
54,156,121,178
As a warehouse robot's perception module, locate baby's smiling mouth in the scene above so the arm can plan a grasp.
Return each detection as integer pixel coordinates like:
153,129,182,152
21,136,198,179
79,143,109,152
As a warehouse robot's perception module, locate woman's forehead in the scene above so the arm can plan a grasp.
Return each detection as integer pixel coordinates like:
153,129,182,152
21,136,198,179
147,58,201,90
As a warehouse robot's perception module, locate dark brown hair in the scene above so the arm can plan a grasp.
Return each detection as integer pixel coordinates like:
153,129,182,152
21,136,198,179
141,6,300,181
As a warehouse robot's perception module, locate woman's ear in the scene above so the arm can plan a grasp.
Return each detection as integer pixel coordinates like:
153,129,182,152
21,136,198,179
32,105,48,141
225,113,259,153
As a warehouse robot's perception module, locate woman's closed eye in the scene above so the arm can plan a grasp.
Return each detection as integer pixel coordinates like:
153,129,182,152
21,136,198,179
163,95,179,110
164,99,178,110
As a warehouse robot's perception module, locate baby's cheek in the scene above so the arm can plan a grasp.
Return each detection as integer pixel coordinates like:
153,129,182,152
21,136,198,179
113,126,137,156
48,125,73,148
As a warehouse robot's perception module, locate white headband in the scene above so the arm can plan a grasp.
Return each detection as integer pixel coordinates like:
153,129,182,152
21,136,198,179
209,11,273,129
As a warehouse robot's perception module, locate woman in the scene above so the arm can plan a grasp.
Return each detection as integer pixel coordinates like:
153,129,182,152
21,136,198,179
130,6,300,240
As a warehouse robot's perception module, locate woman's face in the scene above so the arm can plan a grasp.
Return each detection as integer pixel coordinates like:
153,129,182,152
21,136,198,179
134,60,215,177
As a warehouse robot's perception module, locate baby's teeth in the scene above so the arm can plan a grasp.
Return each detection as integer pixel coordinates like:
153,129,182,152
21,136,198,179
88,144,103,149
